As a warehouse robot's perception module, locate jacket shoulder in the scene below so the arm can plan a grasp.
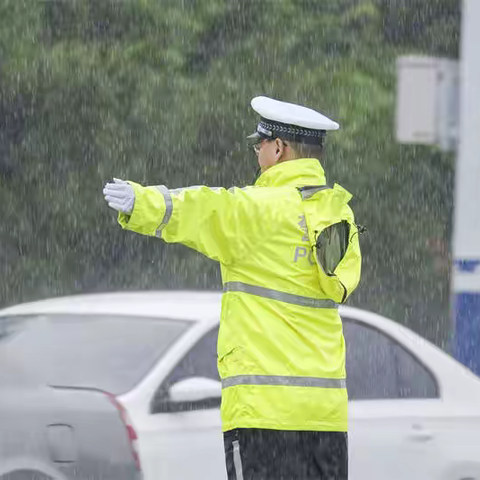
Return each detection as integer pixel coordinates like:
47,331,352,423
233,185,300,203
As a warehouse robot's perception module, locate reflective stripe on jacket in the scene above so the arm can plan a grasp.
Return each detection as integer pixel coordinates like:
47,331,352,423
118,158,362,432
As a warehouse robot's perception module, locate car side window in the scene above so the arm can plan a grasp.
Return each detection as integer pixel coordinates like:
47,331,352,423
166,326,220,386
151,326,220,414
343,320,398,400
394,343,438,398
343,320,438,400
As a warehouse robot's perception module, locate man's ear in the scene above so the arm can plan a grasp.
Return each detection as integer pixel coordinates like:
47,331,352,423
275,138,283,159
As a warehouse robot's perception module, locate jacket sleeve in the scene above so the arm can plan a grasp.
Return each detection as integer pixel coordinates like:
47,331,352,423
117,182,269,265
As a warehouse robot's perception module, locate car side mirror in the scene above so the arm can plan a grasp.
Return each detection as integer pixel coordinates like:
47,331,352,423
168,377,222,404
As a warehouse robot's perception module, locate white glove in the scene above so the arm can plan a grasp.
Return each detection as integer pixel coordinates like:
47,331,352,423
103,178,135,214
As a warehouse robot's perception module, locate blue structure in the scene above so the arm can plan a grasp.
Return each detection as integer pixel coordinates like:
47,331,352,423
454,261,480,373
453,0,480,374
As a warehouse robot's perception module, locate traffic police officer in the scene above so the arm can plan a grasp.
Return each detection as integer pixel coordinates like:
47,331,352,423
104,96,362,479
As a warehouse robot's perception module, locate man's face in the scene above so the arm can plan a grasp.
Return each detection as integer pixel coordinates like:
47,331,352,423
254,138,281,173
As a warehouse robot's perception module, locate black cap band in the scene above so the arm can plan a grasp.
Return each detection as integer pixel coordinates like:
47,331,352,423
257,117,326,145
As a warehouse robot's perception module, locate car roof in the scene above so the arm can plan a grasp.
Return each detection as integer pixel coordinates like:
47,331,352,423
1,290,463,377
0,291,223,323
3,291,479,400
0,290,425,341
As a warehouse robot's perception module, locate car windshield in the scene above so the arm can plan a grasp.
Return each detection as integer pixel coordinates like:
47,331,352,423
0,314,190,395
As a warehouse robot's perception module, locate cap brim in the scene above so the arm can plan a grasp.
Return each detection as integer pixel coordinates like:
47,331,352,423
246,131,262,140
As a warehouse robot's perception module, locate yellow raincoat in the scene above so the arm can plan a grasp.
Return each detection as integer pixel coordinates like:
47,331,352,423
118,158,361,432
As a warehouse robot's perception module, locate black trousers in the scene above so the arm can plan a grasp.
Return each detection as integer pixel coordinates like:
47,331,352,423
224,428,348,480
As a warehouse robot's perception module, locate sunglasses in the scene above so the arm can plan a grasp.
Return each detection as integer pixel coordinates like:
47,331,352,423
251,139,288,155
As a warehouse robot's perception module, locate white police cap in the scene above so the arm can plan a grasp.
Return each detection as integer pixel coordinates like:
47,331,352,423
247,96,339,145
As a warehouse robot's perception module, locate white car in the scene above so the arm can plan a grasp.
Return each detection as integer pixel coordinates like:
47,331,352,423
1,291,480,480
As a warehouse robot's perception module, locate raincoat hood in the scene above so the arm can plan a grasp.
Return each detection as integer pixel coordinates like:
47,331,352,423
254,158,327,188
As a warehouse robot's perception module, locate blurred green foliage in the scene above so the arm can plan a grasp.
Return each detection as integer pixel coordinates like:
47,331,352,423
0,0,460,346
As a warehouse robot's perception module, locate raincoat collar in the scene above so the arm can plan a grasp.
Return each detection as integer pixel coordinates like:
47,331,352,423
254,158,327,188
